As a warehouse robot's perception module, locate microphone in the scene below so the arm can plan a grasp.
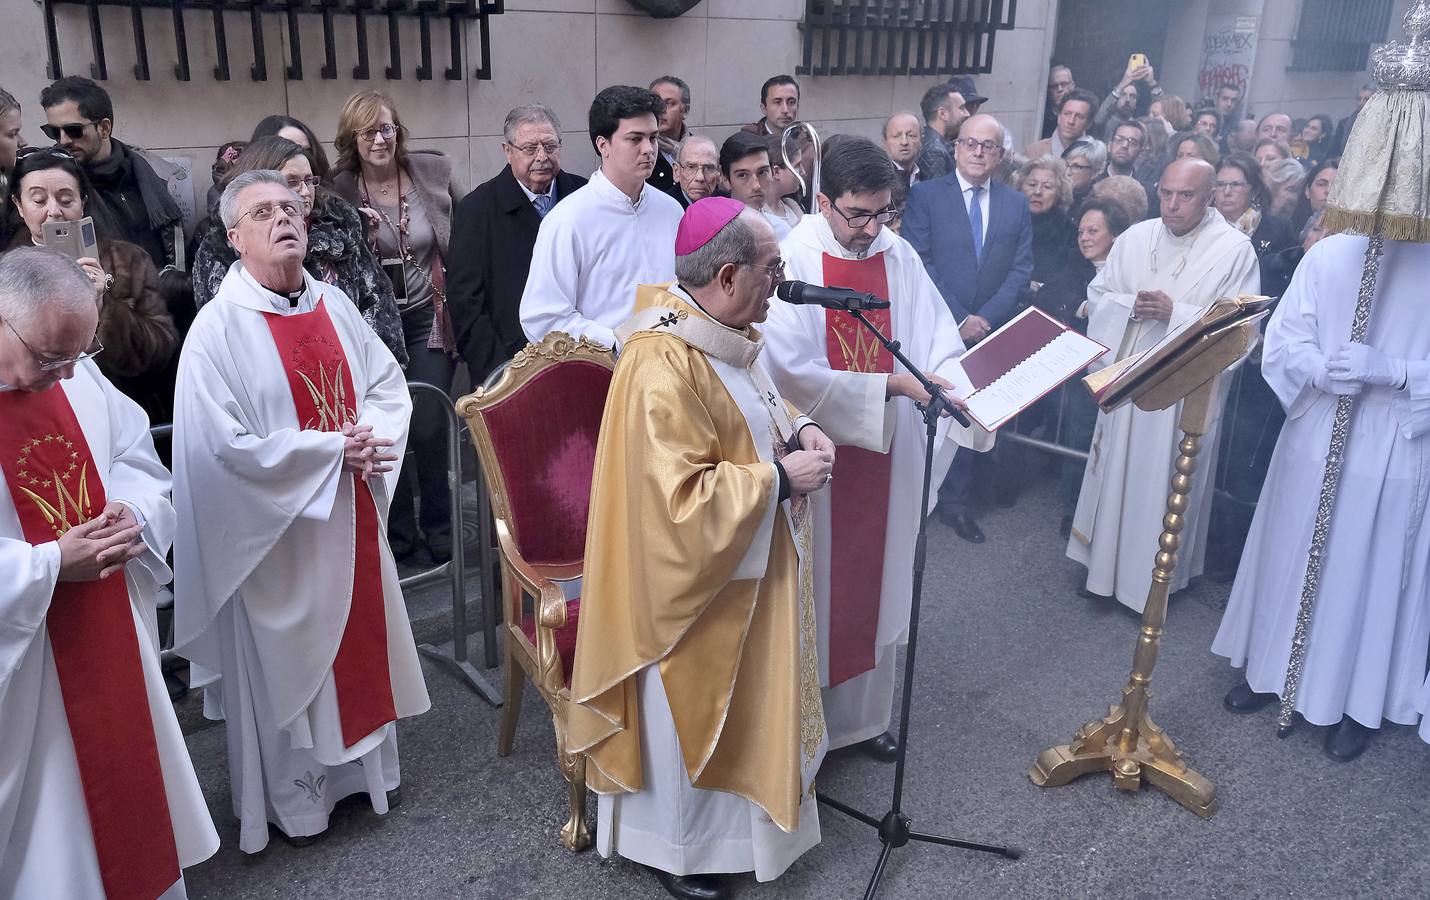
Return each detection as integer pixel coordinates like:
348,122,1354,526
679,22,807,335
776,280,891,311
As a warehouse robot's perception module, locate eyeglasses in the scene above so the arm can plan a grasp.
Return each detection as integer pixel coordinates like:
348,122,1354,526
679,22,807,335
680,162,719,178
956,137,1002,155
16,145,77,162
745,258,786,281
830,202,899,229
357,123,400,144
286,175,322,190
509,140,561,158
1066,161,1093,172
1215,180,1249,191
1110,135,1142,147
237,201,303,224
40,121,99,142
4,319,103,372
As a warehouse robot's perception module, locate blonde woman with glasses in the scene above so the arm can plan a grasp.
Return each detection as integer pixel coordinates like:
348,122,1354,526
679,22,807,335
332,90,462,565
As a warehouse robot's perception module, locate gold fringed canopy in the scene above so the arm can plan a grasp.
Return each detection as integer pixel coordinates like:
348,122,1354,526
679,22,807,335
1322,0,1430,242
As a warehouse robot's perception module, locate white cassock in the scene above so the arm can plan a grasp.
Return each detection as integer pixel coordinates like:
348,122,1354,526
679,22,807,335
0,362,218,898
172,264,430,853
519,169,683,347
762,214,987,748
1212,235,1430,729
1069,208,1260,611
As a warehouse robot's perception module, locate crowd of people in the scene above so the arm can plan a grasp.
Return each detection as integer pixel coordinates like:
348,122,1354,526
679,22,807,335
0,53,1422,900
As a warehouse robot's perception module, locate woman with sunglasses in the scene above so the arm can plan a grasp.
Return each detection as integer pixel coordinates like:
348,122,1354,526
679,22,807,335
189,136,406,369
332,90,460,565
6,146,178,420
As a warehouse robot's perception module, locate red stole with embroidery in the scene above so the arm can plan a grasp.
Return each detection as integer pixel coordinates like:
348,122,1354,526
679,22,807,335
821,252,895,686
0,384,179,900
261,298,396,747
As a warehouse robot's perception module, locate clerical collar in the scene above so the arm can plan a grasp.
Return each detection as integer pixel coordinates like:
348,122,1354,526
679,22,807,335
1150,208,1217,276
674,284,747,335
239,265,310,311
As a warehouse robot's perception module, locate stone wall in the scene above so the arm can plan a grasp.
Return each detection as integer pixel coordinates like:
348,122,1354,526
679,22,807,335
1,0,1057,220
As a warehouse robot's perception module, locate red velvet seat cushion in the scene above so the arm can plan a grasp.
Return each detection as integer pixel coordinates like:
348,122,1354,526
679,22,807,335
519,598,582,687
481,360,612,567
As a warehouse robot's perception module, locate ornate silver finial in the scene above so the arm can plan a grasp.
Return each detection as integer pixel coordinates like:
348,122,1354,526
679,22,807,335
1374,0,1430,89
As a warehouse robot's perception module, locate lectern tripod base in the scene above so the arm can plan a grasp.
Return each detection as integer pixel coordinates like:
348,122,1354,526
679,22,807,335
1030,380,1220,819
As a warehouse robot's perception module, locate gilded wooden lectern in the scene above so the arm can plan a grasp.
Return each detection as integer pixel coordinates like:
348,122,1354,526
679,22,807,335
1029,295,1274,819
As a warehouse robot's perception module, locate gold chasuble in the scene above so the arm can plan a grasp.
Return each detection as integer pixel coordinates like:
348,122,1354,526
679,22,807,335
568,285,824,833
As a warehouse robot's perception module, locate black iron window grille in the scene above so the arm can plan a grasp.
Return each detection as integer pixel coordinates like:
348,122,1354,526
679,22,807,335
798,0,1017,77
1291,0,1395,72
41,0,505,83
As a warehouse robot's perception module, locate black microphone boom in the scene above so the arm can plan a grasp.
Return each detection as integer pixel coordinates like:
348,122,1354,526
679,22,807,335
776,280,891,311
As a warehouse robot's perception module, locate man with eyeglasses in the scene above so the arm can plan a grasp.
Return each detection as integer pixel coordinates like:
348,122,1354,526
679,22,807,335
448,105,587,381
763,134,978,764
904,114,1032,545
573,198,834,900
1069,158,1259,613
0,246,219,897
1043,65,1076,139
172,169,430,853
40,77,190,271
521,86,683,348
647,75,692,205
673,134,721,207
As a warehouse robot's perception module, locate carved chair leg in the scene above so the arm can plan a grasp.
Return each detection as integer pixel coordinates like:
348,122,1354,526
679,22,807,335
559,748,593,852
497,641,523,757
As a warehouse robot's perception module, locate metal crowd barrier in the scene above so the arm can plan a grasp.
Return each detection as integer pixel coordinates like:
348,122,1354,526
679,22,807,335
150,381,503,709
996,363,1263,503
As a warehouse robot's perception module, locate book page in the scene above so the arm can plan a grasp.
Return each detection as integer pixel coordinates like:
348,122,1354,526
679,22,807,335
964,330,1107,431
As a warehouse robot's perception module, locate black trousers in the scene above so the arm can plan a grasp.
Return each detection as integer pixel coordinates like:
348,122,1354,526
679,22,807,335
389,332,457,551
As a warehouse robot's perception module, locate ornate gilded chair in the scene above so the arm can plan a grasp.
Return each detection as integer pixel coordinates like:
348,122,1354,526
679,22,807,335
455,332,615,852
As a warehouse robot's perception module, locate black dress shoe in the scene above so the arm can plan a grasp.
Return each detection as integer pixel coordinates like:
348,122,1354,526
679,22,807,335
1223,681,1278,714
650,868,727,900
855,731,901,763
272,825,322,849
425,535,452,564
944,511,986,544
1324,717,1373,762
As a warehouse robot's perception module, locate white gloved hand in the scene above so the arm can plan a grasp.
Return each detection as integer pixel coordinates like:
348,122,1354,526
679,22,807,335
1326,342,1408,389
1312,366,1363,396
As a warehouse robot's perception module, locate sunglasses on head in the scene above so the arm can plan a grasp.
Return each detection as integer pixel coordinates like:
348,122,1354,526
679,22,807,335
40,121,98,142
16,145,77,162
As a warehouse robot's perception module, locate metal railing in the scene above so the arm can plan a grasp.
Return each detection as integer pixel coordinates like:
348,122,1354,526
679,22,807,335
152,381,502,708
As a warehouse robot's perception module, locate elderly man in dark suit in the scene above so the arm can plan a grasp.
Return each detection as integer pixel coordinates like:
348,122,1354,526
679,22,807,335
448,104,588,381
903,113,1033,544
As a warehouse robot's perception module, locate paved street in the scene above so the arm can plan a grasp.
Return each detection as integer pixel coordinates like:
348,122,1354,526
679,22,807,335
180,477,1430,899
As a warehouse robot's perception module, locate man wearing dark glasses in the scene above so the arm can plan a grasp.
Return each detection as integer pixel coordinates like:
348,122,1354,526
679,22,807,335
40,77,189,272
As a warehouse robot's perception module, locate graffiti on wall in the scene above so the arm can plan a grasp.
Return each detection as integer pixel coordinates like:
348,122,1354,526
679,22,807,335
1199,11,1261,101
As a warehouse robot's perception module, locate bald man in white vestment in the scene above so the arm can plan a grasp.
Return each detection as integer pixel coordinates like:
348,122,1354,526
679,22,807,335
0,247,217,899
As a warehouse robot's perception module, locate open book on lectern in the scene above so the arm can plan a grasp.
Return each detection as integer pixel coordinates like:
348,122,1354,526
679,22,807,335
945,307,1108,432
1082,294,1276,411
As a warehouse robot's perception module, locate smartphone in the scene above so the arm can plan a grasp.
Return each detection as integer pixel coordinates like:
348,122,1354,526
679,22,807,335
1128,53,1149,71
381,257,408,305
42,216,99,260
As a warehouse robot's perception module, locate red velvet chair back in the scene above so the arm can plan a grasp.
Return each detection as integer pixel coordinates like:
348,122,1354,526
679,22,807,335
465,339,615,567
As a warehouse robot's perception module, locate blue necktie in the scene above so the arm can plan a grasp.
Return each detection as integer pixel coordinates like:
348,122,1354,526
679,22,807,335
533,194,553,218
968,184,984,262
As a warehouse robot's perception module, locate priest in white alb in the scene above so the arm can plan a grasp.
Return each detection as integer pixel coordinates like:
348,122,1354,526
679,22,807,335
1068,159,1260,611
1212,32,1430,762
760,135,981,760
172,171,430,854
519,85,683,347
569,198,835,900
0,247,217,898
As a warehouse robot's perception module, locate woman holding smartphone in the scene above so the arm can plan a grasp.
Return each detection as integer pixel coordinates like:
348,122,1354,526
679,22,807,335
6,146,177,419
332,90,461,565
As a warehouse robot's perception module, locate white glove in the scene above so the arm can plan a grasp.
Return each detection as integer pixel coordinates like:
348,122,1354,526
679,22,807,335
1326,342,1408,389
1312,367,1363,396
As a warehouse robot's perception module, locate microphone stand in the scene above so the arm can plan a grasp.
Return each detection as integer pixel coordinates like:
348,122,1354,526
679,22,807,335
816,307,1020,900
